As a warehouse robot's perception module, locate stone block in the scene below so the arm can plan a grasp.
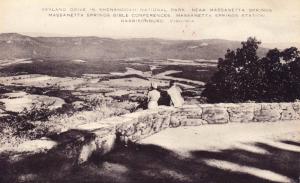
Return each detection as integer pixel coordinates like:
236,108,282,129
12,139,57,153
174,107,204,126
130,130,142,142
169,115,181,127
78,140,97,164
202,107,229,124
161,115,171,129
152,117,164,132
280,103,299,120
198,104,215,108
183,108,203,118
214,103,239,108
135,121,148,132
18,174,38,182
253,103,281,122
181,118,206,126
78,133,116,164
292,102,300,116
116,122,136,136
227,104,255,122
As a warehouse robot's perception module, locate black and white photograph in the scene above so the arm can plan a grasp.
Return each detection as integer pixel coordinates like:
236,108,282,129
0,0,300,182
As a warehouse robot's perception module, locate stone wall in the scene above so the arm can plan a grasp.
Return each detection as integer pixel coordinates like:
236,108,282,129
73,102,300,163
5,102,300,163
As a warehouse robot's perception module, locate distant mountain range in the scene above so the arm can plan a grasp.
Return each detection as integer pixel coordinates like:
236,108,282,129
0,33,277,61
262,42,300,50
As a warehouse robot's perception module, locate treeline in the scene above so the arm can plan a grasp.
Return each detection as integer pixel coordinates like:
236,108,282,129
202,37,300,103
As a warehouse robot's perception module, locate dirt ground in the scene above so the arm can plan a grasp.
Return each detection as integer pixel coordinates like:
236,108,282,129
140,121,300,156
1,121,300,183
139,121,300,183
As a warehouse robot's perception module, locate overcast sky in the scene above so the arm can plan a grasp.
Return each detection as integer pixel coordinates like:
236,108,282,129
0,0,299,43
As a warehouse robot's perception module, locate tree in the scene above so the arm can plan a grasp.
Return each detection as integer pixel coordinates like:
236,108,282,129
202,37,300,103
284,47,300,100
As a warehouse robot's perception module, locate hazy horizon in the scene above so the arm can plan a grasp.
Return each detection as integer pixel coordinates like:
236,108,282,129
0,31,257,41
1,31,300,50
1,0,300,45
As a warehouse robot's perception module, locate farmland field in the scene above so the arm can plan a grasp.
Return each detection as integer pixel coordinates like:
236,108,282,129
0,57,217,148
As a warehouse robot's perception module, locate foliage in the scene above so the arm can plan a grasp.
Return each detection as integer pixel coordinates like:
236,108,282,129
202,37,300,103
0,96,137,146
1,102,52,135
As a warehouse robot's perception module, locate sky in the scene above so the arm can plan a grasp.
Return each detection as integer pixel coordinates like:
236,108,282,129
0,0,300,44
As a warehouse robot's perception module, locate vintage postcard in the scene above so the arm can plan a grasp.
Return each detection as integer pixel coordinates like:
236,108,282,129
0,0,300,182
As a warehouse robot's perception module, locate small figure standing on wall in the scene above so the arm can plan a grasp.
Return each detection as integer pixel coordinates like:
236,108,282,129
147,82,161,109
167,80,184,107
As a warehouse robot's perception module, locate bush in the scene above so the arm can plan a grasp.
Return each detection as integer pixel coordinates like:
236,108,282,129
202,37,300,103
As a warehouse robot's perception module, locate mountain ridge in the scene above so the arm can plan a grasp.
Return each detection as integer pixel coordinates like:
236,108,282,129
0,33,271,60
